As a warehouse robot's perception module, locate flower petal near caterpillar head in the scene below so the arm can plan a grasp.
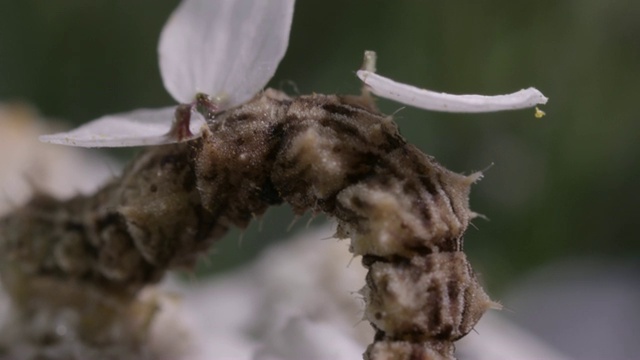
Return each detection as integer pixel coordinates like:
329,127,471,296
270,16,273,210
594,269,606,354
39,0,295,148
357,50,548,114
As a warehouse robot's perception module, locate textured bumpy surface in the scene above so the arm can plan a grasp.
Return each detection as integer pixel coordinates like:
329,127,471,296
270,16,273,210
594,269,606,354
0,89,495,359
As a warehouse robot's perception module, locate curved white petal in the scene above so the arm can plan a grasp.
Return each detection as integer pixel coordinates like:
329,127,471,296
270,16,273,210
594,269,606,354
159,0,295,106
39,107,206,148
357,70,548,113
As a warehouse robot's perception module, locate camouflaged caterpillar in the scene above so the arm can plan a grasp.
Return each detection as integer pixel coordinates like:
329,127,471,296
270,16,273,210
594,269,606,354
0,0,547,359
1,89,499,360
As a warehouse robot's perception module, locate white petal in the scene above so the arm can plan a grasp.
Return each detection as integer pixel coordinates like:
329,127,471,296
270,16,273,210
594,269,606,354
357,70,548,113
39,107,206,148
159,0,295,106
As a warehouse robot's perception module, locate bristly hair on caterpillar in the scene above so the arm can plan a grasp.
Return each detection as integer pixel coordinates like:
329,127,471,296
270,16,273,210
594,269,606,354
1,0,546,359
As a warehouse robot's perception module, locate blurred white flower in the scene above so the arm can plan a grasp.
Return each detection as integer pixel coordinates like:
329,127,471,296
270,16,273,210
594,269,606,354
39,0,295,147
149,226,372,360
0,104,117,215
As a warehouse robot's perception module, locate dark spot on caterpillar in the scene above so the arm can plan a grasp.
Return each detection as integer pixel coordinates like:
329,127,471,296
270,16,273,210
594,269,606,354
258,179,283,205
321,103,357,118
362,254,387,267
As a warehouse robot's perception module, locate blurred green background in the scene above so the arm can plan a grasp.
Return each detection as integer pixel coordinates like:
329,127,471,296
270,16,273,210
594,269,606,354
1,0,638,295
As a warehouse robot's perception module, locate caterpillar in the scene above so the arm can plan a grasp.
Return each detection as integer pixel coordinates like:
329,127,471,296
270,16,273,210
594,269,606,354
0,89,496,359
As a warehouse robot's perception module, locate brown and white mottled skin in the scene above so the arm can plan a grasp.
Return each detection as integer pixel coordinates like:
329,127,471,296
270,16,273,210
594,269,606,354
0,89,496,359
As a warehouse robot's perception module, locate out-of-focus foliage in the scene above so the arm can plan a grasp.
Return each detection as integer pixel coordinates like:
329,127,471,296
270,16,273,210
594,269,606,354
1,0,638,292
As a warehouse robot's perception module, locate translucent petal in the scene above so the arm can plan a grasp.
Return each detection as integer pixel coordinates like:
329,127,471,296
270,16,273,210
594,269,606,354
159,0,295,105
39,107,206,148
357,70,548,113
